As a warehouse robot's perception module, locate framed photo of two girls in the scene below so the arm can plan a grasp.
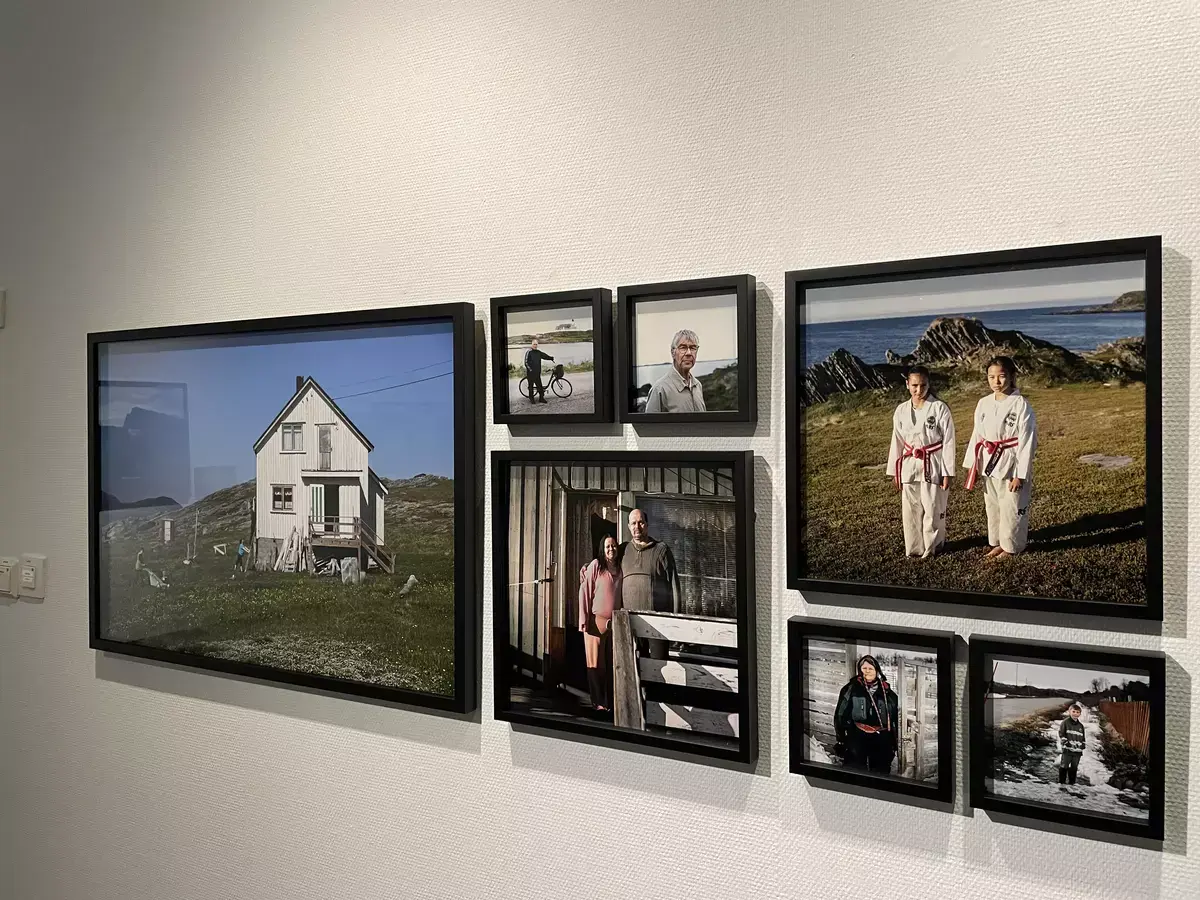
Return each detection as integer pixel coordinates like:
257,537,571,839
786,236,1163,620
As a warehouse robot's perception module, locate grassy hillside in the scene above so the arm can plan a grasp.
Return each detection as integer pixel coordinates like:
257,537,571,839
801,382,1147,606
98,475,458,695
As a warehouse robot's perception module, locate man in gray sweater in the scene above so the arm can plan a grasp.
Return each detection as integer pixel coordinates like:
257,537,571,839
619,508,681,659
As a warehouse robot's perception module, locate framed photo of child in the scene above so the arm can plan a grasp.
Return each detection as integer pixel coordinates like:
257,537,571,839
788,617,955,803
969,636,1166,841
785,236,1163,619
617,274,758,425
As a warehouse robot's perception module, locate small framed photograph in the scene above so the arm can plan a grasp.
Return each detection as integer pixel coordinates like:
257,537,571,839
788,617,955,802
617,274,757,424
492,450,756,764
786,236,1162,619
89,303,480,714
969,636,1165,841
491,288,613,424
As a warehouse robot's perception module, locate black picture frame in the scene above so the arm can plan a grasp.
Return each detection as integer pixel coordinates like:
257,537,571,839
788,617,955,803
490,288,614,425
492,450,757,765
88,302,480,715
617,274,757,425
968,636,1166,842
785,236,1163,620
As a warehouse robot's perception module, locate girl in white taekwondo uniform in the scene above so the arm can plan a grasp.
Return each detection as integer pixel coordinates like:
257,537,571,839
886,366,957,558
963,355,1038,560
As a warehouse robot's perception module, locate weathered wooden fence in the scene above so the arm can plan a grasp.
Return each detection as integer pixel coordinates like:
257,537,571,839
1099,701,1151,754
803,640,938,781
612,609,739,738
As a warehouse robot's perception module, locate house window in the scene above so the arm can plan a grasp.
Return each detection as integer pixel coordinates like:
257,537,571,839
272,485,294,511
281,423,303,452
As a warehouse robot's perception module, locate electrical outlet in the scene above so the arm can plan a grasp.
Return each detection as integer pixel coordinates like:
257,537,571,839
18,553,46,600
0,557,16,596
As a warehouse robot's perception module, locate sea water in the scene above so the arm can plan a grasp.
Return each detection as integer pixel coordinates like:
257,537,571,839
805,305,1145,366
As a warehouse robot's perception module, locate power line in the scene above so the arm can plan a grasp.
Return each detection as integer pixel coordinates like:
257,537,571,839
333,370,452,400
331,358,453,389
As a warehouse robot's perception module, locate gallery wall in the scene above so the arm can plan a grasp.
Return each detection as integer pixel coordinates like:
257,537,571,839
0,1,1196,897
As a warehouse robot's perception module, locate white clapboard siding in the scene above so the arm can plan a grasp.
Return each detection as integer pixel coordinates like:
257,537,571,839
639,658,739,692
646,702,740,738
629,612,738,648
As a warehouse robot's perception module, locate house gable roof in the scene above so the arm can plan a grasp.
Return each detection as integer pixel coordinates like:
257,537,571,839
252,377,374,454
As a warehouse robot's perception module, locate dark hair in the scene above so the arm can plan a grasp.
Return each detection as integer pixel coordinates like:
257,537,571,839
905,365,932,381
985,355,1018,384
596,533,620,565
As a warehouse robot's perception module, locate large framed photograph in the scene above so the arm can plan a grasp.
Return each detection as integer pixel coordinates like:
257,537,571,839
89,303,480,714
490,288,613,424
786,237,1162,619
969,636,1165,841
788,617,954,802
492,450,756,764
617,275,757,425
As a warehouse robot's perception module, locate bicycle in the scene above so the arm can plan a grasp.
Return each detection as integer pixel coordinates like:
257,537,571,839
519,363,573,399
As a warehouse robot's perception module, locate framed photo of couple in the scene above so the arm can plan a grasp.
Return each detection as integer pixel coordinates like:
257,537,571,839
491,450,757,764
786,236,1163,620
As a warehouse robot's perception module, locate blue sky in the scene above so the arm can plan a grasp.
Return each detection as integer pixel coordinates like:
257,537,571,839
99,321,456,487
807,259,1144,324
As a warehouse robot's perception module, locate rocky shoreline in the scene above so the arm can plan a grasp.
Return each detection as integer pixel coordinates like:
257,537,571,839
802,315,1145,406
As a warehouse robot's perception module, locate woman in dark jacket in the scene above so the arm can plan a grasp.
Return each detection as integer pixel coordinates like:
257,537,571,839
834,654,901,774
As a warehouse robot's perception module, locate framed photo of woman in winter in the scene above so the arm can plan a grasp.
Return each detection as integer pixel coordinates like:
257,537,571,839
969,636,1166,841
789,618,955,802
785,236,1163,619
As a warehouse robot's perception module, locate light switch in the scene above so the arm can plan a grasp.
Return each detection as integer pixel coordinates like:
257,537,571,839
18,553,46,600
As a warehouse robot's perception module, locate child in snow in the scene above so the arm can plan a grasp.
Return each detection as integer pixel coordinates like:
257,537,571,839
1058,702,1087,787
962,355,1038,561
886,365,957,558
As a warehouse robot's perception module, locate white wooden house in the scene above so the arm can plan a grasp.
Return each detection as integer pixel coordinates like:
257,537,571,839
253,376,391,573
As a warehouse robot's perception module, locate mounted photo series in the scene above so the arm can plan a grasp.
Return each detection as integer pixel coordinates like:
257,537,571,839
87,238,1169,845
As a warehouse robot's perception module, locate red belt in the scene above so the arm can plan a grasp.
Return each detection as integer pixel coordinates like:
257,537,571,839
895,440,944,488
854,722,885,734
964,437,1019,490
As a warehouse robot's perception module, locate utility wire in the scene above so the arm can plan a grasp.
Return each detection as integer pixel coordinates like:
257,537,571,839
333,369,452,400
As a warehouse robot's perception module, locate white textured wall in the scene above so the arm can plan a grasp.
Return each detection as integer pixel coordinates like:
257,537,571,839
1,1,1196,898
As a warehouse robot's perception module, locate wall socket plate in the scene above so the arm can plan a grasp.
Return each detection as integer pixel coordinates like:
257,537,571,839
19,553,46,600
0,557,16,596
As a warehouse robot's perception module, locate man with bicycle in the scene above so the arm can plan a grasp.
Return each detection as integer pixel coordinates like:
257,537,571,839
523,339,556,404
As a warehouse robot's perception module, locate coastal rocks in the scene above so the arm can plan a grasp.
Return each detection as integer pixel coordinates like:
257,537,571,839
887,316,1101,383
802,348,900,405
806,314,1145,406
1084,336,1146,378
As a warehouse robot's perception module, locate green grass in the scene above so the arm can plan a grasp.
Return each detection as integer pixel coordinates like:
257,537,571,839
98,477,457,696
802,382,1147,605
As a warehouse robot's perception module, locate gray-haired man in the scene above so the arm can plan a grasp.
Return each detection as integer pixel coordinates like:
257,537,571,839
644,328,706,413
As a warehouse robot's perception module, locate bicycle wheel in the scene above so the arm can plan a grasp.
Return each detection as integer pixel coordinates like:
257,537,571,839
518,377,530,398
552,376,573,398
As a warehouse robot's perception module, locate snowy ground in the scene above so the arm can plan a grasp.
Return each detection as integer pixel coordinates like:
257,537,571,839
987,704,1149,820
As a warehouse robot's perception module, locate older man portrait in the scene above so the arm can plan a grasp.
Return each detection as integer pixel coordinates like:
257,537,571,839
643,328,706,413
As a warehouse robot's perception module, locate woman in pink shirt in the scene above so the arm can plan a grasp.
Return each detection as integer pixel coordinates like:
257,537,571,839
578,534,623,712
